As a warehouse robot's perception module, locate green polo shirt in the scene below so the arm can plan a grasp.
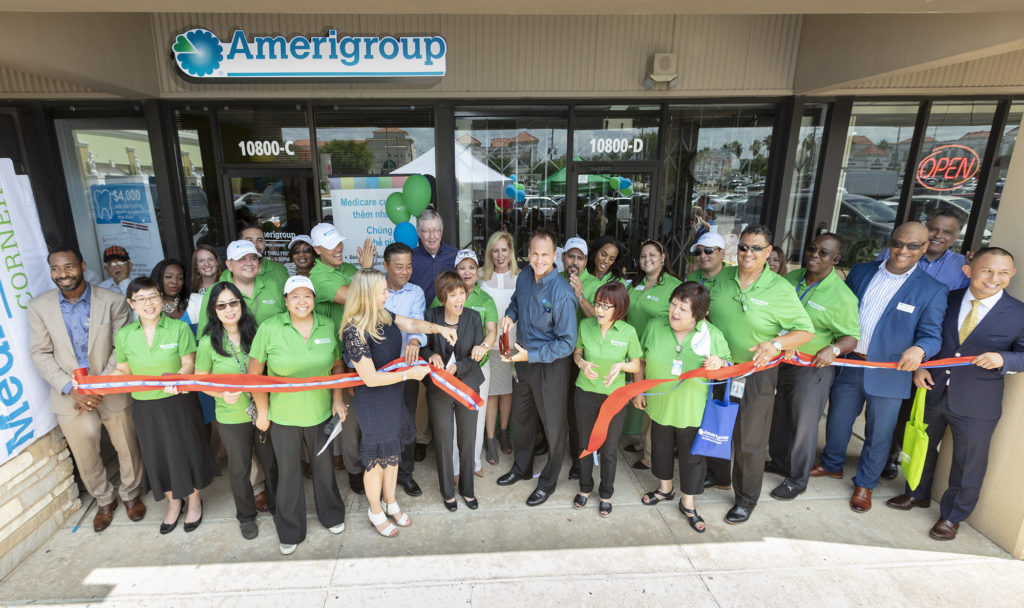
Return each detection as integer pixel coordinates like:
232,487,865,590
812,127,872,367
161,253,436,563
575,318,642,395
219,258,289,290
627,273,683,340
309,259,358,333
250,312,340,427
196,275,286,336
640,318,731,428
686,267,725,290
115,315,197,401
430,283,498,365
195,334,253,424
783,268,861,356
707,266,814,363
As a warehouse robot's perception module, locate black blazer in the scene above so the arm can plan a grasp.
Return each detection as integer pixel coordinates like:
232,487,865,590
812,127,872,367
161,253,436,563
420,306,485,394
926,288,1024,420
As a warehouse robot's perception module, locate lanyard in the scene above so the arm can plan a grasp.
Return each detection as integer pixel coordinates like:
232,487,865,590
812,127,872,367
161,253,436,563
796,277,822,302
227,338,248,374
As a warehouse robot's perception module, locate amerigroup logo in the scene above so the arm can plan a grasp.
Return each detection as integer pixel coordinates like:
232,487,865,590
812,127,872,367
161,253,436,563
171,28,447,81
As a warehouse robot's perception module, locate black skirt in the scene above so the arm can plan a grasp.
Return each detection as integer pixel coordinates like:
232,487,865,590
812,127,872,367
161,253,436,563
132,393,219,500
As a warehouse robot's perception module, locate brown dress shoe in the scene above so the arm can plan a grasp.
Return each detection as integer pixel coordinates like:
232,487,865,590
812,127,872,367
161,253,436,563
123,497,147,521
253,491,269,512
885,494,931,511
93,501,117,532
930,518,959,540
850,486,872,512
808,464,842,479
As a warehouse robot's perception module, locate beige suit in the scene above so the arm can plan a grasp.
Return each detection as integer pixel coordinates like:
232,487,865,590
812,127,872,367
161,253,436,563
28,283,143,506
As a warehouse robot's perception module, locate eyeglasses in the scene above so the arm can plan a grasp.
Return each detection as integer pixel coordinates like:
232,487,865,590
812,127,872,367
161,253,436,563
890,240,925,251
421,229,442,236
131,295,161,304
106,260,129,267
215,298,241,311
594,301,615,311
694,246,719,256
737,244,768,253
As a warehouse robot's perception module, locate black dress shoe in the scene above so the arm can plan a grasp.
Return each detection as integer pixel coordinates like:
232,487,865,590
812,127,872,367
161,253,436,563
882,459,900,480
724,504,752,524
400,478,423,497
240,520,258,540
183,499,202,533
568,463,580,480
703,479,731,490
497,471,530,486
349,472,365,496
533,439,548,456
526,488,550,507
632,459,650,470
444,499,458,512
764,460,788,477
159,518,179,535
414,443,428,462
463,496,479,510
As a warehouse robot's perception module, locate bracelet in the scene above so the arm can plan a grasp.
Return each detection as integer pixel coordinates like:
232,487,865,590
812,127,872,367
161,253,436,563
402,370,407,381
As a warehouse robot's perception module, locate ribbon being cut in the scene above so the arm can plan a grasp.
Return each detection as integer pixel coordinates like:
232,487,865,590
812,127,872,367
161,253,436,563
579,353,977,458
74,358,485,411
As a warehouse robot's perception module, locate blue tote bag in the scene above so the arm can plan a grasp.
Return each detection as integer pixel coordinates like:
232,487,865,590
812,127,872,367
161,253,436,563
690,378,739,460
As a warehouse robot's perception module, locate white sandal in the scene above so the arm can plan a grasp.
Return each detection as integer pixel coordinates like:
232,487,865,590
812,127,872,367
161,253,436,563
368,507,398,538
384,501,412,527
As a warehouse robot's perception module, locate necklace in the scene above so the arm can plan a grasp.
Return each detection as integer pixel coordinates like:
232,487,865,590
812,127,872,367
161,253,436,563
162,295,180,314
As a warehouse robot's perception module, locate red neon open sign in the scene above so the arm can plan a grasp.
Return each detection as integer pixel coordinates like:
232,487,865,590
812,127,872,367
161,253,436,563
916,144,980,192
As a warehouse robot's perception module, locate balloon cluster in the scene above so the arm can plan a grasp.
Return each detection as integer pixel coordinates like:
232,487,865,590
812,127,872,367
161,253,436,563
609,176,634,197
385,175,433,248
504,174,526,202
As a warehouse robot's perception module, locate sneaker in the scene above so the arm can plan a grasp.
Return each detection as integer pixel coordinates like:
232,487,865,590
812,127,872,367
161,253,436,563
279,543,297,555
329,522,346,534
770,482,805,501
239,520,258,540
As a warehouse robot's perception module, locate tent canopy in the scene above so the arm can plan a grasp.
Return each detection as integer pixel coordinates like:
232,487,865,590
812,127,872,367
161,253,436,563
392,145,510,186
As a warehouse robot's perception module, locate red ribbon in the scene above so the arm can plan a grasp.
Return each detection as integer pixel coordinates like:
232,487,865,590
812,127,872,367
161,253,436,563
579,354,975,457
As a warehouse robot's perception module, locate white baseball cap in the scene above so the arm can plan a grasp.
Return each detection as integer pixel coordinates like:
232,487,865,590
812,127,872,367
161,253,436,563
455,248,478,266
311,223,345,250
563,236,588,256
226,240,261,261
690,232,726,252
287,235,315,250
283,275,315,295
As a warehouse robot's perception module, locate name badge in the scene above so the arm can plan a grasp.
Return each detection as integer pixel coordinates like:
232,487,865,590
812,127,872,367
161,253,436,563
159,343,178,350
610,339,627,347
808,301,826,311
634,285,645,291
750,298,768,306
314,338,332,345
647,295,659,302
671,359,683,376
896,302,915,313
730,377,746,399
262,299,277,305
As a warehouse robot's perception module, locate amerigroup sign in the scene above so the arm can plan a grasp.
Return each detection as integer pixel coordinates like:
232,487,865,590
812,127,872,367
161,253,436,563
171,28,447,81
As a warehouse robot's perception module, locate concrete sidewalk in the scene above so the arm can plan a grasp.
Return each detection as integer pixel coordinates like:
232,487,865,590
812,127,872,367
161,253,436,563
3,430,1023,607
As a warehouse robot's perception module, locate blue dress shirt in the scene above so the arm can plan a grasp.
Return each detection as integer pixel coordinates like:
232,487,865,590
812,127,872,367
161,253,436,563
878,248,968,290
411,243,458,304
504,266,577,363
58,283,92,393
385,280,427,347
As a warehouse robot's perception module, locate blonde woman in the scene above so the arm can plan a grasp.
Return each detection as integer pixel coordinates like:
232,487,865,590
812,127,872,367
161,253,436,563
341,269,456,537
478,230,519,455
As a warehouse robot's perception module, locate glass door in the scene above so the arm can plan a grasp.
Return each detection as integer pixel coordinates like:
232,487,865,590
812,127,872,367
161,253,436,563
223,169,310,272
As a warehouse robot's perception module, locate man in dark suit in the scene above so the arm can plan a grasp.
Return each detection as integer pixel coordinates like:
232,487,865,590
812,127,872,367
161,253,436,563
885,247,1024,540
813,222,948,513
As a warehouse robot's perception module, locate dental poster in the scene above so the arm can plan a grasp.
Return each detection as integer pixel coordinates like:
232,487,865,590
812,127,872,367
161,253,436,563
89,179,164,278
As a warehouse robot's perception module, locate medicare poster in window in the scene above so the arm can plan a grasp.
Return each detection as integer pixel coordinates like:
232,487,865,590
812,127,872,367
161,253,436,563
89,178,164,278
327,176,409,272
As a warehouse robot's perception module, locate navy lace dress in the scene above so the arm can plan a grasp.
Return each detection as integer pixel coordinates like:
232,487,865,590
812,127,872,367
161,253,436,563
343,321,416,471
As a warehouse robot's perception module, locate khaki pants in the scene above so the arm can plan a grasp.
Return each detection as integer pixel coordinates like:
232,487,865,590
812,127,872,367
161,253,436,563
57,405,143,507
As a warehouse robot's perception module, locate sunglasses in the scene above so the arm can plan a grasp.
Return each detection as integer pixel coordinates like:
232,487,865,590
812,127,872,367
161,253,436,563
890,240,925,251
215,298,242,311
694,246,719,256
737,244,769,253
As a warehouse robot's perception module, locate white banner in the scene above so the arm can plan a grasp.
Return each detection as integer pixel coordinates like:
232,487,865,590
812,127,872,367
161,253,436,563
0,159,57,465
328,176,409,271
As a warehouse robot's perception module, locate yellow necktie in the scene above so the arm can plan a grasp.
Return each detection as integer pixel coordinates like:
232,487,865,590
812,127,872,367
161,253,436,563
959,300,982,344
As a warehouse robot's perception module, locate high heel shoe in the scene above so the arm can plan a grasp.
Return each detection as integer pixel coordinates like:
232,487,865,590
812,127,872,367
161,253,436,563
368,507,398,538
384,501,411,527
183,498,202,533
498,427,512,454
485,437,499,465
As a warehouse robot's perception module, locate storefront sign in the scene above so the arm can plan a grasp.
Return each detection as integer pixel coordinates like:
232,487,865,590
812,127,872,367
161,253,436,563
328,176,409,271
0,159,57,466
172,28,447,81
916,144,980,192
89,180,164,278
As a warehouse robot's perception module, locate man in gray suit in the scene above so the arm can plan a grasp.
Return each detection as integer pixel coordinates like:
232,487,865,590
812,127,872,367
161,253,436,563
28,245,145,532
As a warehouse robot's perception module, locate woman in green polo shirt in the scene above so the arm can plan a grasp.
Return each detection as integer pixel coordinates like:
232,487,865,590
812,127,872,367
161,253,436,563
111,277,218,535
635,282,730,533
572,281,642,518
195,281,278,541
586,236,627,293
625,239,683,463
249,276,347,556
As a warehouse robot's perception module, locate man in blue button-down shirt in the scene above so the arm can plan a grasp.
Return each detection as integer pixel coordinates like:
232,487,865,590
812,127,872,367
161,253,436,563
410,208,458,304
496,228,578,506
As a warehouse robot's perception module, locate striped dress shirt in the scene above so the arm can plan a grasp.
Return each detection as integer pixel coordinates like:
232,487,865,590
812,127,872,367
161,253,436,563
856,262,917,356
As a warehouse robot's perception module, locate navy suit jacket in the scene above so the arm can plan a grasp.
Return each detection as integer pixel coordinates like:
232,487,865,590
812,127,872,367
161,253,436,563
925,288,1024,420
846,262,948,399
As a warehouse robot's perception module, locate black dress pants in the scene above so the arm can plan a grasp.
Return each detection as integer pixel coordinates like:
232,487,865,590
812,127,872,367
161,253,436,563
768,364,835,490
427,388,479,500
510,357,570,493
574,387,625,499
220,421,278,522
651,422,705,496
731,367,780,510
270,420,346,545
566,367,581,464
397,379,420,484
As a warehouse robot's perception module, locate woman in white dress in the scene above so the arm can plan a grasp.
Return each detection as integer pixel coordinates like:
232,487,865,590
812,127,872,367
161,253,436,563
478,231,520,461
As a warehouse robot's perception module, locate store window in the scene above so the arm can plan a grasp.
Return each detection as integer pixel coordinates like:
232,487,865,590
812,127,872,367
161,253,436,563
454,109,568,257
779,104,828,266
314,106,434,263
660,104,776,271
573,105,660,162
982,102,1024,247
834,101,920,264
54,118,166,279
174,106,223,250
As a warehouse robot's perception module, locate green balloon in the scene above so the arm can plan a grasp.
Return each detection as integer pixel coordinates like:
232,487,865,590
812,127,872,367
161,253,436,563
516,182,526,191
403,174,432,216
622,186,634,196
385,192,411,225
609,177,621,190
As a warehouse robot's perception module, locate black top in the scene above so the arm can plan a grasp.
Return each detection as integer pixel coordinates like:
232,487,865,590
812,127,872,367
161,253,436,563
420,307,485,394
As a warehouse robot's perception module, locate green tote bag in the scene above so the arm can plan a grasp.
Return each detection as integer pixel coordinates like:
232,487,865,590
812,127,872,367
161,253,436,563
900,387,930,491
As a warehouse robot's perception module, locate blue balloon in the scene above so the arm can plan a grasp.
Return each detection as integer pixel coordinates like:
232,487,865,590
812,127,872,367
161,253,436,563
509,174,516,182
515,190,526,202
620,177,632,190
393,222,418,248
505,185,516,197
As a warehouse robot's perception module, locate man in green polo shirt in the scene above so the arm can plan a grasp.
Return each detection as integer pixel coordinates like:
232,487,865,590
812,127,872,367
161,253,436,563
218,225,291,289
559,236,597,477
686,232,727,289
308,222,375,333
197,240,286,335
707,224,814,524
766,233,860,501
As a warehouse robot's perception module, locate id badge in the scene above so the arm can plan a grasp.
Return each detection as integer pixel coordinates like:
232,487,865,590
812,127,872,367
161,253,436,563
671,359,683,376
730,377,746,400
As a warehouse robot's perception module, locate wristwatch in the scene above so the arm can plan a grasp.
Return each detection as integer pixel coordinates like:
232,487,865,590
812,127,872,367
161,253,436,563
770,339,783,352
830,344,841,357
480,342,490,350
402,370,408,381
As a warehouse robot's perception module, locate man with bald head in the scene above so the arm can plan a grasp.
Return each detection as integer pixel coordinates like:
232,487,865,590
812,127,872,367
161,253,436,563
813,222,948,513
